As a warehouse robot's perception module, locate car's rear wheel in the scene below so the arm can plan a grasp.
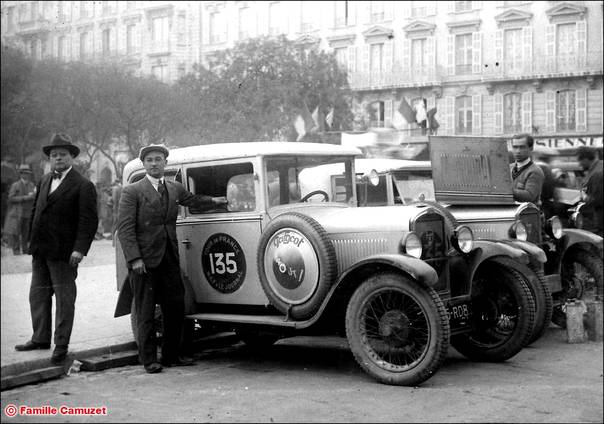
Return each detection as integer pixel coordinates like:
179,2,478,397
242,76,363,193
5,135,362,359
345,272,449,386
451,263,535,362
551,250,603,328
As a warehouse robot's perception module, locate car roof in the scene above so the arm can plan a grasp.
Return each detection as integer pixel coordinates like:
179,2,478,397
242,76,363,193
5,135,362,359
123,142,362,180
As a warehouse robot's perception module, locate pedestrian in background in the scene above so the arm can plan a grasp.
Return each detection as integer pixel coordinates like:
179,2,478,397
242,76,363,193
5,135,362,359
15,133,98,364
510,133,544,205
108,179,122,244
577,146,603,236
3,164,36,255
117,144,226,374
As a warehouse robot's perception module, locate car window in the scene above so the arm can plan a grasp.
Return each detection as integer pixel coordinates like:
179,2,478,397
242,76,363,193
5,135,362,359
267,156,355,206
392,170,436,204
186,162,255,214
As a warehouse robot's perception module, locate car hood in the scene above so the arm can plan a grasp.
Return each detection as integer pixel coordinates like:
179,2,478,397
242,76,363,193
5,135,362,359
268,203,435,234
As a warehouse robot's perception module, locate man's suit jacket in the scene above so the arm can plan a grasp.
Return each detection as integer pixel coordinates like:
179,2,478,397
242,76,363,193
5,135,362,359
29,169,98,262
117,177,214,269
510,161,545,204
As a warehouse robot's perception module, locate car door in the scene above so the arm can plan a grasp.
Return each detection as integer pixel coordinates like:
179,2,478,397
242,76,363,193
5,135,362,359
178,158,268,306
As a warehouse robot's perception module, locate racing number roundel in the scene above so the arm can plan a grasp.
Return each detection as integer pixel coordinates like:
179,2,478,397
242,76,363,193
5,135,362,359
201,233,246,294
263,228,320,305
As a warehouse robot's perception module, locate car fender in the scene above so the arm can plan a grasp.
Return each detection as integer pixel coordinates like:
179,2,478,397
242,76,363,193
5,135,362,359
337,254,439,288
495,239,547,264
559,228,603,254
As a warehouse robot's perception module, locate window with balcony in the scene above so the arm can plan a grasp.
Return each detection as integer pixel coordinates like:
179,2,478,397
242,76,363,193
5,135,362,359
334,1,351,27
6,7,15,31
370,43,384,73
80,1,91,19
152,16,170,50
412,38,428,73
209,11,226,43
455,96,472,134
556,22,576,70
301,1,316,33
152,63,169,83
102,28,111,57
269,2,286,35
335,47,348,71
411,1,427,18
238,7,253,39
503,93,522,133
556,90,576,131
455,33,472,75
370,1,385,23
504,28,523,73
455,1,472,12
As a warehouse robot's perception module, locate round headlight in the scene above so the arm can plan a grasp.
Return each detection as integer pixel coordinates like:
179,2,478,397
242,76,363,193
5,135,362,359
452,225,474,254
369,169,379,187
402,232,422,258
509,221,527,241
547,216,563,239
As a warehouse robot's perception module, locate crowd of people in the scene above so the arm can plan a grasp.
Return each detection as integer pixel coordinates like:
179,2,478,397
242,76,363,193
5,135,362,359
3,131,602,372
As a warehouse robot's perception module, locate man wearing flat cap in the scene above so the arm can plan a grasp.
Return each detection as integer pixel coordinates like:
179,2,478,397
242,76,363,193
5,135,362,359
15,133,98,364
117,144,226,374
3,164,36,255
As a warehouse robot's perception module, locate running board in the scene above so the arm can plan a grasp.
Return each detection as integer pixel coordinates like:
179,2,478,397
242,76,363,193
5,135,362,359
186,313,304,328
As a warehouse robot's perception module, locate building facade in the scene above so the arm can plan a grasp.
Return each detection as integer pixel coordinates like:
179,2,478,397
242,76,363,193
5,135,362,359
1,1,603,144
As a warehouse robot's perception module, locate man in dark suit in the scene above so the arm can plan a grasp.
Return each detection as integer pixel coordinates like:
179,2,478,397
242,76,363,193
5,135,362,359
15,133,98,363
577,146,603,236
117,144,226,374
510,134,545,205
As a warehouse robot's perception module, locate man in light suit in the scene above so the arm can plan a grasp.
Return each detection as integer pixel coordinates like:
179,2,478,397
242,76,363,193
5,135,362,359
15,133,98,363
3,164,36,255
117,144,226,374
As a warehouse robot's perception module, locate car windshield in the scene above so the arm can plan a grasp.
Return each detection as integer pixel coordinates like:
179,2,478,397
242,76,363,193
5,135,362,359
265,155,355,207
391,170,436,204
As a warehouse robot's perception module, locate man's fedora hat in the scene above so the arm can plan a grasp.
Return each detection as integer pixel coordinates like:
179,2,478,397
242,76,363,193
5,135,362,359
43,133,80,157
139,144,169,162
17,164,32,174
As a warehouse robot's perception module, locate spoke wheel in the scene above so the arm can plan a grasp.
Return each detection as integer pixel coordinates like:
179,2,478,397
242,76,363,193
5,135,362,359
346,272,449,386
552,250,603,328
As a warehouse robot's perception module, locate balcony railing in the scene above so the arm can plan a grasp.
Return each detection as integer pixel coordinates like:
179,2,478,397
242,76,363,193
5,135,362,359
349,65,440,90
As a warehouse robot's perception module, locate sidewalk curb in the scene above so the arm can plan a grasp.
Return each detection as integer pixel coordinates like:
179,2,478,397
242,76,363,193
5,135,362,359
1,341,136,391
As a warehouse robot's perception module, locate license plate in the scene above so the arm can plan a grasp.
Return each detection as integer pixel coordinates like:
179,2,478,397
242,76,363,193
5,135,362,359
446,301,472,330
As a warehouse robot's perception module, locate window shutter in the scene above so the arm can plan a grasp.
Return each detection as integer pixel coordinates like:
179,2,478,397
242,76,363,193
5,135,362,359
494,93,503,135
136,22,143,53
402,38,411,72
427,2,436,16
545,91,556,133
111,27,117,54
495,30,503,74
362,44,370,73
402,1,411,19
546,24,555,70
521,92,532,133
427,36,435,72
445,96,454,134
384,1,393,21
576,88,587,132
385,99,393,127
472,32,482,74
347,45,356,72
447,34,454,75
384,39,393,72
364,1,371,23
348,1,356,25
472,1,482,10
522,26,532,74
472,94,482,135
576,20,587,68
447,2,454,13
65,35,72,60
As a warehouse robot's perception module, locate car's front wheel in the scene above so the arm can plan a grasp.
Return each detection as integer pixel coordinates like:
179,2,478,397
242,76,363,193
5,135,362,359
345,272,450,386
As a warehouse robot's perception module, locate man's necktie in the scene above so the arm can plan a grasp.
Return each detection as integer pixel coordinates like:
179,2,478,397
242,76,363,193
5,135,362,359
158,181,168,212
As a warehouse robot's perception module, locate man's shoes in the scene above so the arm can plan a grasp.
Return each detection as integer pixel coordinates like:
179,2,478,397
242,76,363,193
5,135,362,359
15,340,51,351
51,345,68,363
144,362,163,374
160,356,195,367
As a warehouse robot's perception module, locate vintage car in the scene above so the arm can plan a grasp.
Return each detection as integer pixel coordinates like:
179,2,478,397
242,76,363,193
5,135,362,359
348,136,603,333
115,142,537,386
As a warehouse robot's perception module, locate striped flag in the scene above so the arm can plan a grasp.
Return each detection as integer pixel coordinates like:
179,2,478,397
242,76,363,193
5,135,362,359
398,97,416,124
294,101,318,141
311,106,320,131
325,107,334,128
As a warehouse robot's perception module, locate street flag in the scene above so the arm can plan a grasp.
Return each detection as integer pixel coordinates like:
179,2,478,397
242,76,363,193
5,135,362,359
295,101,317,141
427,107,439,131
325,107,334,128
311,106,320,131
398,97,416,124
294,114,306,141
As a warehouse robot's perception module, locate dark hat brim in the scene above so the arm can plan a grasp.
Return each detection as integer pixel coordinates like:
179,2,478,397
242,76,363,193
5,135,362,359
43,144,80,157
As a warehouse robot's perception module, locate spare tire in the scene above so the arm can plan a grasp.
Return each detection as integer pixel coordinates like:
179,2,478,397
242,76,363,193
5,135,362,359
257,212,338,320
